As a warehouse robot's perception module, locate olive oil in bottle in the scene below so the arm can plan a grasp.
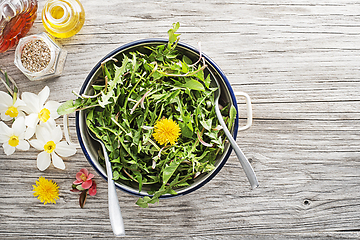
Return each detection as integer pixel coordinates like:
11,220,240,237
42,0,85,38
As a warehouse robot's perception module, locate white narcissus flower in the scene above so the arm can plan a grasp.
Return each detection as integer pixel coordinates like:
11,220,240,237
21,86,61,139
29,124,77,171
0,117,30,155
0,91,26,121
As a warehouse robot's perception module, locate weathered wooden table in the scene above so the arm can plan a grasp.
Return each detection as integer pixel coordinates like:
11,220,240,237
1,0,359,239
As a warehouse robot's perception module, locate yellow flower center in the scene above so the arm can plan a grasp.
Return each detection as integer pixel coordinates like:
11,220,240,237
152,118,181,145
44,141,56,153
33,177,59,205
38,108,50,123
80,173,87,182
8,135,19,147
5,106,19,118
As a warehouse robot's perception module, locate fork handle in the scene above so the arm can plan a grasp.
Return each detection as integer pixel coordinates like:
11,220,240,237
215,103,259,189
226,131,259,189
102,144,126,236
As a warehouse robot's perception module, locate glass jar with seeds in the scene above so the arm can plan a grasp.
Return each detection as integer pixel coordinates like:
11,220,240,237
14,32,67,81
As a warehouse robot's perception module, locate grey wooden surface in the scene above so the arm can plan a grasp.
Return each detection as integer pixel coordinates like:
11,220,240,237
1,0,360,239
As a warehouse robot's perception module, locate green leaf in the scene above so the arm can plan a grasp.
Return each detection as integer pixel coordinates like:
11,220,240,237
195,68,204,82
167,188,178,195
57,99,80,115
113,170,121,180
179,122,193,139
134,171,143,192
114,55,129,84
228,105,237,130
119,174,130,181
182,55,192,65
204,164,215,172
181,61,189,73
98,91,112,108
136,196,151,208
200,118,213,131
168,22,180,44
204,74,211,89
162,159,181,185
176,79,205,92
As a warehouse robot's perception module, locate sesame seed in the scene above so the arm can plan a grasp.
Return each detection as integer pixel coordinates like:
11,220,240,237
21,40,51,72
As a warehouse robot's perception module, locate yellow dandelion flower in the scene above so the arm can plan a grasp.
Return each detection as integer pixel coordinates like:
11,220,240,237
33,177,59,205
153,118,181,145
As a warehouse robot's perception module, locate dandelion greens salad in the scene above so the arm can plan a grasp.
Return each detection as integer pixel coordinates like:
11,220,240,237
58,23,237,207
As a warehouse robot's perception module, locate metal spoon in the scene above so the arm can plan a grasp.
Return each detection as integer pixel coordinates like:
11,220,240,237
212,73,259,189
86,127,125,236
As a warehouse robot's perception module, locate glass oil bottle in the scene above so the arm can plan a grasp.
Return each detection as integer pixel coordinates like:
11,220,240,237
42,0,85,38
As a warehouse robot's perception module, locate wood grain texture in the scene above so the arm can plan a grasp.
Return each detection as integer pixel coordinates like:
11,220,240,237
0,0,359,239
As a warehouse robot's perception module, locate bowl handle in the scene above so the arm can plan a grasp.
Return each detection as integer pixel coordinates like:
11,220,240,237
63,114,81,148
235,91,252,131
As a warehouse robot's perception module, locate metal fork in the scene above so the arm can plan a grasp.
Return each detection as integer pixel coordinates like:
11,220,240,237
212,73,259,189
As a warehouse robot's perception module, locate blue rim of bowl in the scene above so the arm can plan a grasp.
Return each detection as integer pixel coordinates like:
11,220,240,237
76,38,239,198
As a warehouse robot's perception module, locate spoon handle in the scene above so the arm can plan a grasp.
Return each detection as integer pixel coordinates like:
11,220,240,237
102,143,126,236
215,104,259,189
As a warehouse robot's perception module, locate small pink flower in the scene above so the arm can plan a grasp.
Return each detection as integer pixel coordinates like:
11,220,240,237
88,180,97,196
73,168,95,189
